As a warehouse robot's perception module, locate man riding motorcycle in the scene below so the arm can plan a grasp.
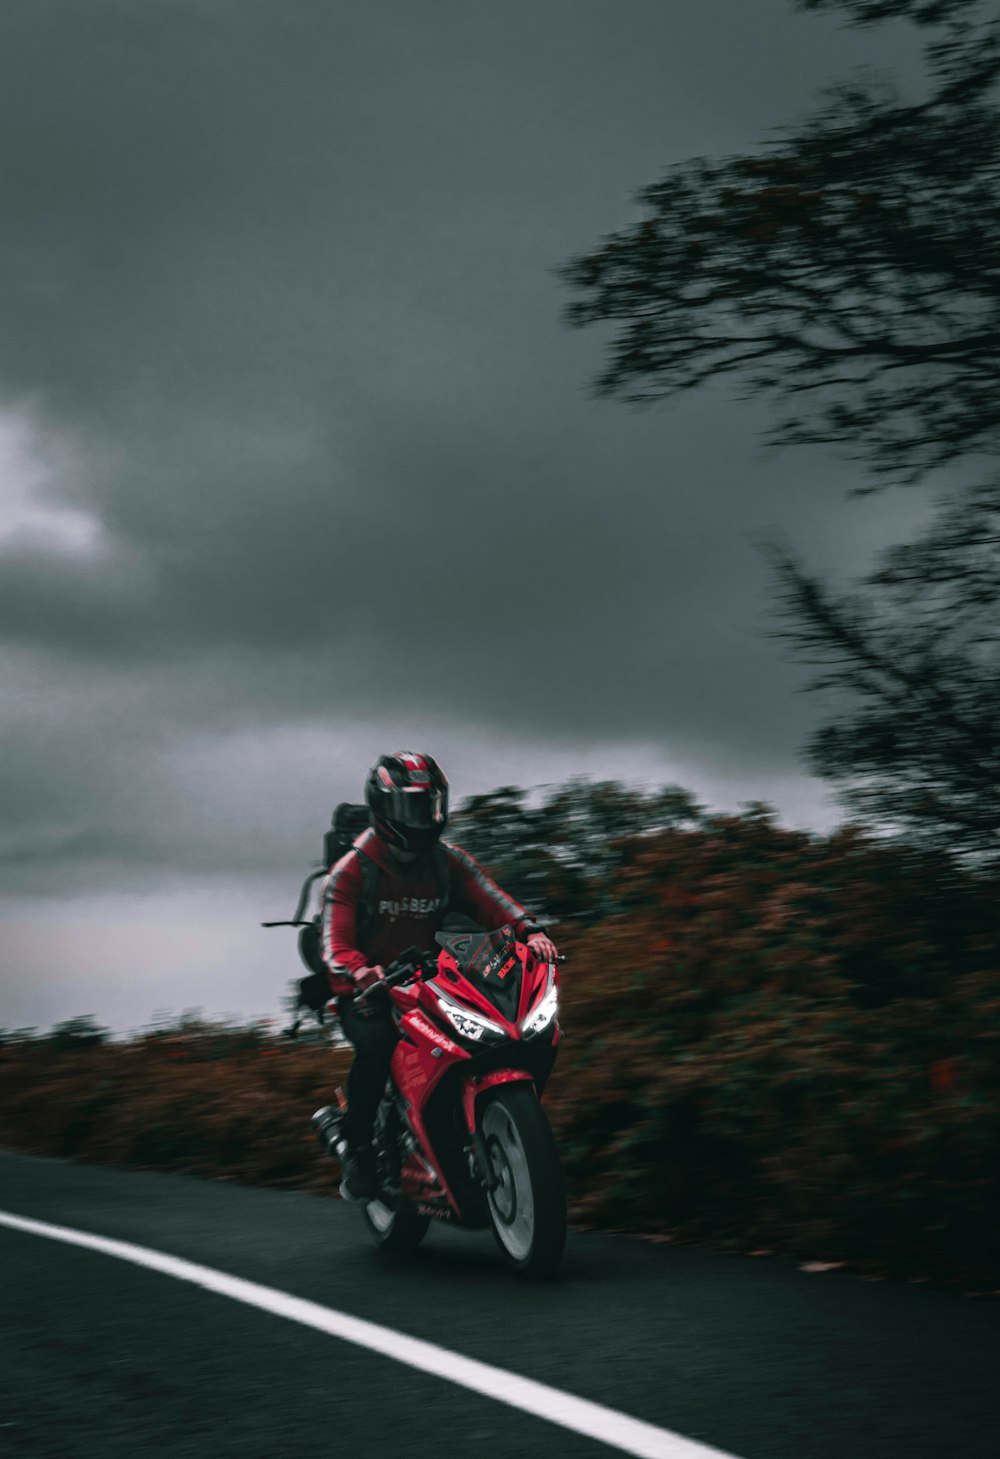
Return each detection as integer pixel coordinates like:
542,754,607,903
322,751,558,1202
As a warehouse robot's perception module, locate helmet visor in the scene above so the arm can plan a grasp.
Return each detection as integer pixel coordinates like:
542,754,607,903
384,784,448,830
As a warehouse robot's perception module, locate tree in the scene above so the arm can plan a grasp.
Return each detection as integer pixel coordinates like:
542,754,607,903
47,1015,110,1051
560,0,1000,859
560,0,1000,483
451,779,705,925
768,483,1000,863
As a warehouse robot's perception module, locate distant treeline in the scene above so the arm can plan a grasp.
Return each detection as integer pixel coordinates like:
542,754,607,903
3,781,998,1286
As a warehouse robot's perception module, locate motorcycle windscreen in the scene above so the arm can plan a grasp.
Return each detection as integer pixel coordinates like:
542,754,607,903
435,926,522,1020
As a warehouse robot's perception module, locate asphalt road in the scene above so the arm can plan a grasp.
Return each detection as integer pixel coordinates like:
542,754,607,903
0,1150,997,1459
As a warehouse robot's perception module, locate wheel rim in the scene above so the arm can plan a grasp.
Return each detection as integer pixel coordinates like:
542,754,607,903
482,1101,535,1262
365,1198,394,1233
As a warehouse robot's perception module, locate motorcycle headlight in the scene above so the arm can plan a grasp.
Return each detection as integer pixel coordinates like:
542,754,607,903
434,990,505,1044
523,967,559,1038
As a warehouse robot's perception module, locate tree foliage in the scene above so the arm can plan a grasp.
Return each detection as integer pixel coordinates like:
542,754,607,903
46,1015,110,1051
561,0,1000,855
768,484,1000,862
561,0,1000,482
450,778,705,926
801,0,978,23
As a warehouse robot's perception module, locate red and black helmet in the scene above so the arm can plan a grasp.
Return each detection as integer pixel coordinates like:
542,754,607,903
366,751,449,855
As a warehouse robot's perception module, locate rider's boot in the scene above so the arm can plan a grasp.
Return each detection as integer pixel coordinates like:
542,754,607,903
339,1144,377,1202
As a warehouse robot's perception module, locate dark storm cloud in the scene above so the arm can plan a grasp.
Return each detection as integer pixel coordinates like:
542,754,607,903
0,0,927,898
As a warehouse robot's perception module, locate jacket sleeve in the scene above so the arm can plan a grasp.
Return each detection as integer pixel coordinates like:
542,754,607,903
444,843,541,940
321,852,369,983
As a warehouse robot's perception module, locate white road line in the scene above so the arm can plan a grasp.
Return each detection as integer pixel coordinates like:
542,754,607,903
0,1208,740,1459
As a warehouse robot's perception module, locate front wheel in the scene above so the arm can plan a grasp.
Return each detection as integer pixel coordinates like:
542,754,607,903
480,1084,566,1278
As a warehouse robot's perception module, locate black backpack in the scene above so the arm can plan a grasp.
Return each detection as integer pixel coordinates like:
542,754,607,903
264,803,450,1026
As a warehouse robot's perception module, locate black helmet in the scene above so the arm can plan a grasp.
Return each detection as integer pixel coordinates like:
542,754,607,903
366,751,449,855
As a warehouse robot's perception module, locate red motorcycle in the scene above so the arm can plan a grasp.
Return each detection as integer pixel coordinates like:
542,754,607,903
312,926,566,1278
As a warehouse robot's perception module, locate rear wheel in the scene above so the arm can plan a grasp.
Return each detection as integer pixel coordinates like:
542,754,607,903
361,1101,430,1254
480,1084,566,1278
361,1196,429,1253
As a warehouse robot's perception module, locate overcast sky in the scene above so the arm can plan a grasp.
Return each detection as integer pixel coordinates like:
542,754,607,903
0,0,936,1033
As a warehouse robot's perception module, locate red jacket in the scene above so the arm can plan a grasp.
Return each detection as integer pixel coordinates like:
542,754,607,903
320,828,540,996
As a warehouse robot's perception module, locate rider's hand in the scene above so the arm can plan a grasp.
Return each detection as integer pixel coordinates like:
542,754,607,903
353,964,385,994
527,932,558,964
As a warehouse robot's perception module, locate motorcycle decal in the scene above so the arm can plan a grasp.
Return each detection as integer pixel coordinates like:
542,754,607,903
494,955,517,982
417,1202,455,1222
406,1012,463,1056
467,927,517,984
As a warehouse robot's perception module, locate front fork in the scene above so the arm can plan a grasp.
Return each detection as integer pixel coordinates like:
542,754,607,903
461,1070,535,1193
465,1126,500,1192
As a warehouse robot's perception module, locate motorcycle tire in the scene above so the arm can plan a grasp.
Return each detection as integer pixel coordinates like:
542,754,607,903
361,1196,430,1254
480,1084,566,1278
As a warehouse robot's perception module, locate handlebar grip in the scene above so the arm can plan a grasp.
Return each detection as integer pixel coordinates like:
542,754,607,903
354,979,388,1006
356,952,430,1002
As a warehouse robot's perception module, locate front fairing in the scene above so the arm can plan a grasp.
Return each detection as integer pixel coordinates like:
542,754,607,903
428,927,558,1042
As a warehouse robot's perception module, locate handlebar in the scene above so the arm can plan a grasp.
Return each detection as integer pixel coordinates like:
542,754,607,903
354,946,435,1005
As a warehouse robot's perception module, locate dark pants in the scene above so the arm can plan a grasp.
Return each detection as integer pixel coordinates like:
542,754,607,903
336,995,398,1150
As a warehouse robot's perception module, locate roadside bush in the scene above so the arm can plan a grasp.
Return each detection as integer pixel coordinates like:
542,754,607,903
0,1020,351,1193
545,811,1000,1283
3,790,998,1286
